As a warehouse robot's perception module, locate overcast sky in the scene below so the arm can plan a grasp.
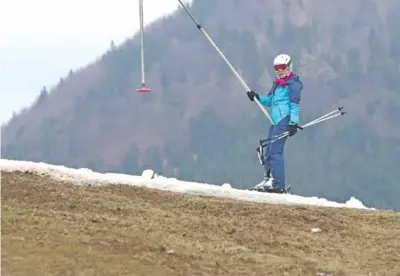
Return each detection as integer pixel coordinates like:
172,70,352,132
0,0,191,125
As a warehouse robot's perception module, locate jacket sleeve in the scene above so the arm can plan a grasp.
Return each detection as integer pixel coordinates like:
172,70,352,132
258,94,272,107
288,80,303,125
258,84,274,107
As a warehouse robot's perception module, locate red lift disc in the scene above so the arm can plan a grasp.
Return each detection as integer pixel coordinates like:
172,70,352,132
136,87,151,93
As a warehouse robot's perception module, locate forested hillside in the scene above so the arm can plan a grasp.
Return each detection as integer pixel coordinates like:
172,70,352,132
2,0,400,209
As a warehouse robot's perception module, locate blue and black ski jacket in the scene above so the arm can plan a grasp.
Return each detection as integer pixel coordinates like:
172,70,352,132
258,74,303,126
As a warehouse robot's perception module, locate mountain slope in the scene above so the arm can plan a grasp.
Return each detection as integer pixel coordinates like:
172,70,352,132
2,0,400,210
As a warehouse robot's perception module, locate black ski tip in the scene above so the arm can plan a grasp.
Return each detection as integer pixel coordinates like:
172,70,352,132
338,106,347,115
259,139,269,146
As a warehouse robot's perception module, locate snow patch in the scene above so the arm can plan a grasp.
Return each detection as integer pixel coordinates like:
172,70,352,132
221,183,232,189
141,169,155,179
345,197,367,209
0,159,374,210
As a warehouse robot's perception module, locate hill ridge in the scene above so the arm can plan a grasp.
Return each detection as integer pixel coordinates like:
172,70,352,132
0,158,374,210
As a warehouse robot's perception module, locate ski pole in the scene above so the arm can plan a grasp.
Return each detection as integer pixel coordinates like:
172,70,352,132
260,114,338,145
266,109,345,144
302,106,345,127
255,108,345,166
302,112,343,128
259,109,340,144
177,0,273,125
259,106,346,146
266,107,345,144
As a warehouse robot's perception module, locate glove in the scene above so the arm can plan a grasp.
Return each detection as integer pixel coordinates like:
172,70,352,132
288,124,298,136
247,90,259,101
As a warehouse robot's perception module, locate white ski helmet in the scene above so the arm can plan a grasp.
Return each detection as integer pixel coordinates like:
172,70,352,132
273,54,292,78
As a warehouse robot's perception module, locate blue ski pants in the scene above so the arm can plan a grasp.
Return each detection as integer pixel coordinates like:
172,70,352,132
263,116,290,189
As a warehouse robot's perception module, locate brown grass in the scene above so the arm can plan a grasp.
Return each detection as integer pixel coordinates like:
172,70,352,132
2,171,400,276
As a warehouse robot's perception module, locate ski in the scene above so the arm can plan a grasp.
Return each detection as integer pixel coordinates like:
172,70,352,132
248,185,291,194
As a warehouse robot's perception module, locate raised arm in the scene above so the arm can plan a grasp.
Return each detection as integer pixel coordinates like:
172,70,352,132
258,84,275,107
258,93,272,107
246,85,273,107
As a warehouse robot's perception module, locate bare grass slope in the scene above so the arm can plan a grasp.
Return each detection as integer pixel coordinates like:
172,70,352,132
2,171,400,276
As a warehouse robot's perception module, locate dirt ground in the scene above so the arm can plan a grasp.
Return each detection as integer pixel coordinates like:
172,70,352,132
2,171,400,276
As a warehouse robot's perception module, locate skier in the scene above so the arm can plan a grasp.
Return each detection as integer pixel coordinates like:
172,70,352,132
247,54,303,193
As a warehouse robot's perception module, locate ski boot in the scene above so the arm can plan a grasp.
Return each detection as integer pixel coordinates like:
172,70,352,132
250,184,291,194
249,174,291,194
248,171,272,191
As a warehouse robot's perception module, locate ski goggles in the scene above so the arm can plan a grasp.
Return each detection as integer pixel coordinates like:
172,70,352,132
273,64,289,71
